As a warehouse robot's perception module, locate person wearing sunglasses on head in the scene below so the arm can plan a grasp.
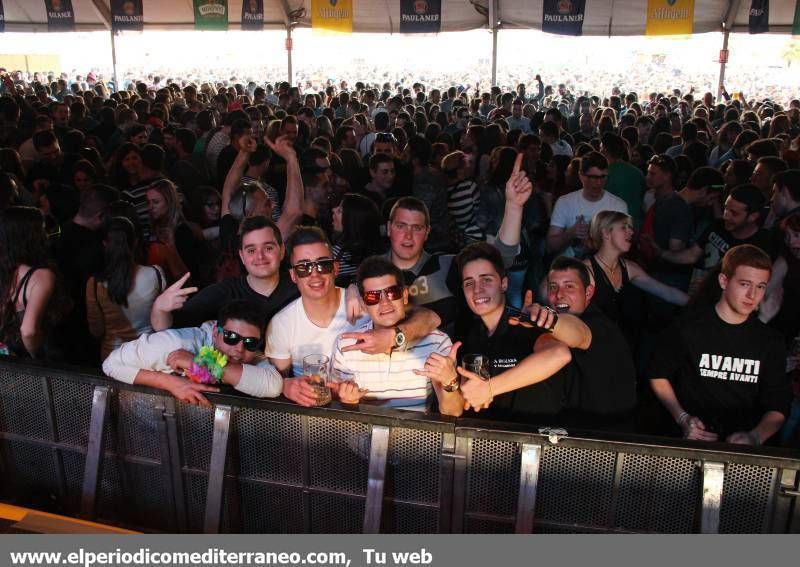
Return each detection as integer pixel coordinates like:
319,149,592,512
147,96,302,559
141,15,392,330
330,256,464,415
265,226,442,407
102,299,283,408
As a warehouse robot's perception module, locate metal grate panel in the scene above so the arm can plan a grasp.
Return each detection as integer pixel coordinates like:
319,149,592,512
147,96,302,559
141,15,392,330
466,438,520,517
50,379,93,447
61,450,86,516
0,369,51,441
183,472,209,533
615,453,700,533
232,408,303,484
308,416,369,495
178,403,215,471
383,501,439,533
387,427,442,505
536,445,616,528
3,440,59,510
309,492,365,533
235,480,305,533
112,390,162,460
464,516,514,533
719,463,775,533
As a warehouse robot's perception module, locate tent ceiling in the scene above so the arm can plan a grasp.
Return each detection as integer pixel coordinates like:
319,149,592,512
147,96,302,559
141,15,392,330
0,1,797,34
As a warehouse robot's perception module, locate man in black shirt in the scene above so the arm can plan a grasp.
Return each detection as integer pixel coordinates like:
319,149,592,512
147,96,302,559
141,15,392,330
649,245,790,444
150,216,298,331
545,256,638,429
454,244,592,422
654,184,774,293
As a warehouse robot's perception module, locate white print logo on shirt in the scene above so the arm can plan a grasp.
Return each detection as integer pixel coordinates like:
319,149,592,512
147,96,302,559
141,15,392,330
698,353,760,383
407,276,429,297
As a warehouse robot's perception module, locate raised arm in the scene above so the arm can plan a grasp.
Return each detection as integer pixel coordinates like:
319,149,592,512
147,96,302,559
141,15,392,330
265,134,304,239
220,135,256,217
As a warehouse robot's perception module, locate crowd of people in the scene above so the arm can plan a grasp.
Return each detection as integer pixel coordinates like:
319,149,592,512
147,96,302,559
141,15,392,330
0,67,798,449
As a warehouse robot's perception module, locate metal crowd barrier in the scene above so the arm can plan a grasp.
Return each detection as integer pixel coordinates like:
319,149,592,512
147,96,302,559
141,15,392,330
0,359,798,534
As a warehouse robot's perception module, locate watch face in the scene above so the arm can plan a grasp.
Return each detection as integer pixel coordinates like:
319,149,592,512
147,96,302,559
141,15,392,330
395,332,406,346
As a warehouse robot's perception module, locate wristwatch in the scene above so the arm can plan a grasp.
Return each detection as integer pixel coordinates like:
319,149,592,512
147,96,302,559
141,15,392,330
392,326,407,351
442,376,460,392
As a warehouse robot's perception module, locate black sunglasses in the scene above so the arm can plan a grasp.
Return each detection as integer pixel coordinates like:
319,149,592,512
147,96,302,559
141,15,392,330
217,326,262,352
361,284,404,306
293,259,335,278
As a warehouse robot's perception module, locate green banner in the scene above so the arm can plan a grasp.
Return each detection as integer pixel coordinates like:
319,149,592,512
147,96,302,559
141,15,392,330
194,0,228,31
794,0,800,35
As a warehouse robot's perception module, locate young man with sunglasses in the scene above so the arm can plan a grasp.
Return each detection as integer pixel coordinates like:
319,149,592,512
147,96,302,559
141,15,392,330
330,256,464,415
265,226,442,406
103,300,282,408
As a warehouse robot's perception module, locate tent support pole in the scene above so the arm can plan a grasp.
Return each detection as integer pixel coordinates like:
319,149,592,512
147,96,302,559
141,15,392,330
286,25,293,86
110,30,119,93
489,0,498,87
717,26,730,102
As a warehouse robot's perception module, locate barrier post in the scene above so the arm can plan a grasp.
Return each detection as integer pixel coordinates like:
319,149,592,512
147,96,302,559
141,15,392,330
79,386,111,520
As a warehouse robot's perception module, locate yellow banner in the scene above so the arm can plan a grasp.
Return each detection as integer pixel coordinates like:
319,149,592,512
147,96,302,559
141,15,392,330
645,0,694,36
311,0,353,35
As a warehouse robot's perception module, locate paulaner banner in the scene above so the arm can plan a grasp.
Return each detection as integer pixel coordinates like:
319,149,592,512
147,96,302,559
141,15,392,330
45,0,75,31
194,0,228,31
794,0,800,35
748,0,769,34
311,0,353,34
542,0,586,36
111,0,144,32
645,0,694,36
400,0,441,34
241,0,264,31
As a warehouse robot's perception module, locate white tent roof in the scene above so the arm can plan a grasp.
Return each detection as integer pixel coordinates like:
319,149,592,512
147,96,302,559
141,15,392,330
1,0,798,34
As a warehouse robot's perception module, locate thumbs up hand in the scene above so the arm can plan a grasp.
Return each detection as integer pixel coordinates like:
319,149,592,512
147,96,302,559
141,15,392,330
414,341,461,387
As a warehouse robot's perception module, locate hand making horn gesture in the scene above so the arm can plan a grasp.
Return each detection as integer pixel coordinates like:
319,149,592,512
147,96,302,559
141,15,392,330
505,152,533,208
152,272,198,313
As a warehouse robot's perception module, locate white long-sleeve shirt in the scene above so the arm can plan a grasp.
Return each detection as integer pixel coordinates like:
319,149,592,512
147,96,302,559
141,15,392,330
102,322,283,398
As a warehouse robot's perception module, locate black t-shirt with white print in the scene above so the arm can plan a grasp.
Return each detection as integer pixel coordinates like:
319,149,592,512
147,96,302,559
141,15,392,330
648,306,790,439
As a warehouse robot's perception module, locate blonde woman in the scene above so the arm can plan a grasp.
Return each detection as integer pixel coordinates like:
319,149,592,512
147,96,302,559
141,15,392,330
146,179,197,284
585,210,688,344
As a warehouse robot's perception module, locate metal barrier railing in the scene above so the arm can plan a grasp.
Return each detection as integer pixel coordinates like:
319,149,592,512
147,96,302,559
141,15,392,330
0,359,798,533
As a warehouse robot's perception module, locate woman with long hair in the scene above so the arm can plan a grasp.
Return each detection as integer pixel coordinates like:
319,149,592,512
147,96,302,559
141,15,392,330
585,211,688,348
331,193,385,287
0,207,58,358
86,216,165,359
145,179,194,283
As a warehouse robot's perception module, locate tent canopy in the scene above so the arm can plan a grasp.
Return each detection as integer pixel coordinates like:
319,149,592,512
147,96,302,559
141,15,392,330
1,0,798,35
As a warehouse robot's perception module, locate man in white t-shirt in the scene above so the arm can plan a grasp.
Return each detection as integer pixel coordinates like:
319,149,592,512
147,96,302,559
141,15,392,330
546,151,628,258
331,257,464,415
265,227,444,406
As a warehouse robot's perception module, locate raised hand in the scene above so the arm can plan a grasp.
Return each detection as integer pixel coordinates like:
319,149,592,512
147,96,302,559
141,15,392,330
153,272,198,313
504,153,533,208
414,341,461,386
263,134,297,161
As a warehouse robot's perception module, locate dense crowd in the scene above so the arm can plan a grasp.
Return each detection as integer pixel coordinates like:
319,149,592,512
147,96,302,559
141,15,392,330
0,68,798,449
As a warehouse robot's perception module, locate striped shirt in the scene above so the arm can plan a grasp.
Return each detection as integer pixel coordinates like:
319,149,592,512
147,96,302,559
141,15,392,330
447,179,484,243
332,321,452,410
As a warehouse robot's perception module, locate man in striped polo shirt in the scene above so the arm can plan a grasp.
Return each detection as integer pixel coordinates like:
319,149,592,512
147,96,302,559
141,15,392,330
331,256,464,416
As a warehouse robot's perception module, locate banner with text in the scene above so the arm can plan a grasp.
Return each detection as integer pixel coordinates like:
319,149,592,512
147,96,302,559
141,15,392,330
45,0,75,31
542,0,586,36
400,0,441,34
311,0,353,34
111,0,144,32
0,0,5,33
795,0,800,35
645,0,694,36
194,0,228,31
241,0,264,31
748,0,769,33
